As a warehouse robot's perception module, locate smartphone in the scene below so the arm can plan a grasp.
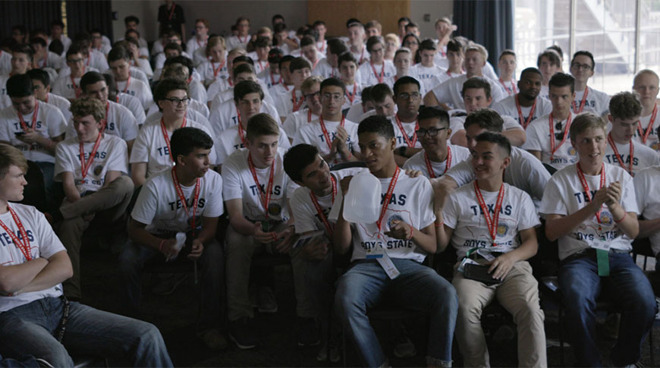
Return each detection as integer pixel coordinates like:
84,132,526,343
14,131,25,137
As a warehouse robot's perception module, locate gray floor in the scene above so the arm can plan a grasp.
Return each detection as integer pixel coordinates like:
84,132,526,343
79,244,660,367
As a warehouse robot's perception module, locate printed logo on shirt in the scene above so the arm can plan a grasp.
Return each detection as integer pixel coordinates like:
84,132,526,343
604,154,638,166
0,229,35,246
249,184,282,197
168,197,206,211
13,121,43,130
77,151,108,160
381,192,406,206
470,204,513,216
156,145,170,157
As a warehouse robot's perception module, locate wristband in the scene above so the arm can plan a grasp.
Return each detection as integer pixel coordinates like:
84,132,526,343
434,221,444,228
614,212,627,223
407,224,414,240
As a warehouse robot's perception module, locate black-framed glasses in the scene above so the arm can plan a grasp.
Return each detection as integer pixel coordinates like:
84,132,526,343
397,92,421,100
571,62,592,71
163,97,189,105
416,127,446,137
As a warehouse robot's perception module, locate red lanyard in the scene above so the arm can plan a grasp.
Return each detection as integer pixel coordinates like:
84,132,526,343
549,113,572,161
292,90,304,112
122,76,131,94
160,117,187,163
70,76,82,98
167,2,176,20
258,61,269,72
499,78,517,95
637,103,657,144
238,34,249,44
318,41,326,53
607,133,634,175
424,146,451,178
376,166,401,235
212,60,226,78
171,167,201,235
395,114,419,148
282,83,290,91
86,53,91,67
358,47,365,64
0,206,32,261
270,71,281,86
307,109,313,123
319,116,345,152
309,175,337,236
17,102,39,132
370,62,384,83
236,108,246,146
515,95,537,129
576,162,606,223
346,83,358,104
473,181,505,245
79,130,104,179
572,88,589,114
248,154,276,219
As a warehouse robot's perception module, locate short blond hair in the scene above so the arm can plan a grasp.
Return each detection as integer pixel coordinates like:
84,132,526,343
70,97,105,123
465,42,488,61
569,112,606,142
0,143,28,179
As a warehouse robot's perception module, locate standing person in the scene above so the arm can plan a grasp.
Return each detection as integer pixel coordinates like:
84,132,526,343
158,0,186,42
332,115,458,368
433,17,456,66
0,143,173,368
541,113,657,367
632,69,660,150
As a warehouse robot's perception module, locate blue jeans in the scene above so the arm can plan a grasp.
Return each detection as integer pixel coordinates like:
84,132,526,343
0,297,172,367
335,259,458,367
118,239,224,332
559,252,657,366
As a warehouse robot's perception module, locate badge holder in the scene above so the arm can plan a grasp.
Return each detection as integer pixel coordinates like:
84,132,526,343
591,237,610,277
366,243,400,279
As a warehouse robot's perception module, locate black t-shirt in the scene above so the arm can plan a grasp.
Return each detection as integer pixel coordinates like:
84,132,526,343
158,3,185,36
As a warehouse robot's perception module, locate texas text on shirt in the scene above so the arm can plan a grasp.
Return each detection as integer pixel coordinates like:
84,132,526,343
328,173,436,263
633,111,660,150
0,204,65,312
604,139,660,176
572,87,610,116
221,147,298,223
290,167,368,235
131,168,224,235
292,118,360,165
0,102,67,163
491,95,553,129
129,118,217,179
523,112,578,170
403,144,471,179
214,125,291,165
410,64,447,93
443,182,540,259
389,116,423,150
54,134,128,194
539,163,637,260
64,101,138,142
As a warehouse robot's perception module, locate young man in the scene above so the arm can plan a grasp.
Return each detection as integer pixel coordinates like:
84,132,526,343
214,81,290,165
314,39,348,80
108,46,153,112
424,43,506,110
49,20,72,55
253,36,273,76
338,52,362,110
428,39,465,87
0,45,34,109
497,50,517,96
390,76,423,165
410,39,446,93
313,20,328,56
365,20,382,37
52,46,93,101
123,15,149,50
346,22,369,65
438,132,546,367
53,97,133,300
0,143,173,367
274,57,311,121
403,106,470,178
569,51,610,116
186,18,210,57
331,115,458,367
226,17,251,51
30,36,63,71
632,69,660,150
357,36,395,88
260,48,284,90
604,91,659,175
293,78,359,165
27,68,72,122
283,76,323,141
523,72,578,171
541,113,657,367
433,17,456,66
299,36,323,76
537,49,562,99
221,113,301,349
491,68,552,130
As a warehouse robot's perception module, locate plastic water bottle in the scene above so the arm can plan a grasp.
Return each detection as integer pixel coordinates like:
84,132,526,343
343,171,381,223
167,232,187,261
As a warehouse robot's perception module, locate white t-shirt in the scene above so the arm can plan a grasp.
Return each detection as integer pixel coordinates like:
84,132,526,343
357,60,396,88
443,182,540,258
186,37,208,59
491,95,553,129
131,168,224,235
144,109,210,130
389,116,422,149
274,88,305,119
188,79,208,105
350,45,370,65
282,109,320,140
540,163,637,260
572,86,610,116
604,139,660,176
328,171,436,263
634,166,660,255
64,101,138,142
198,59,229,85
0,75,10,109
403,144,471,179
342,82,363,110
314,59,340,79
0,102,67,163
447,114,523,141
131,61,153,80
446,146,551,208
430,74,507,110
0,51,12,75
345,104,370,125
290,168,368,235
410,64,448,93
116,78,153,112
54,134,128,193
523,112,578,170
258,67,282,90
215,125,291,165
221,148,298,222
0,204,66,312
633,110,660,151
427,71,464,92
130,118,217,178
226,35,250,51
44,93,72,122
207,78,231,103
292,118,360,165
208,99,279,136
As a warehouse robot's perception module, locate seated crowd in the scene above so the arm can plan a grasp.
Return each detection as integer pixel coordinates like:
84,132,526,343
0,8,659,368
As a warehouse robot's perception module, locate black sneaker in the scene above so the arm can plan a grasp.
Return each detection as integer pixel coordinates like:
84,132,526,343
297,317,321,347
229,318,258,349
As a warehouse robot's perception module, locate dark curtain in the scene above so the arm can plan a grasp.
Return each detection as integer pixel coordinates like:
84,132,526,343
66,0,113,43
453,0,514,73
0,1,62,41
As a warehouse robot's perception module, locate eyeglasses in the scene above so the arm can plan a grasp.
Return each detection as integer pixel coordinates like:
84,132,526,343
571,62,592,71
397,92,420,100
304,91,320,100
416,127,446,137
163,97,189,105
322,93,343,102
